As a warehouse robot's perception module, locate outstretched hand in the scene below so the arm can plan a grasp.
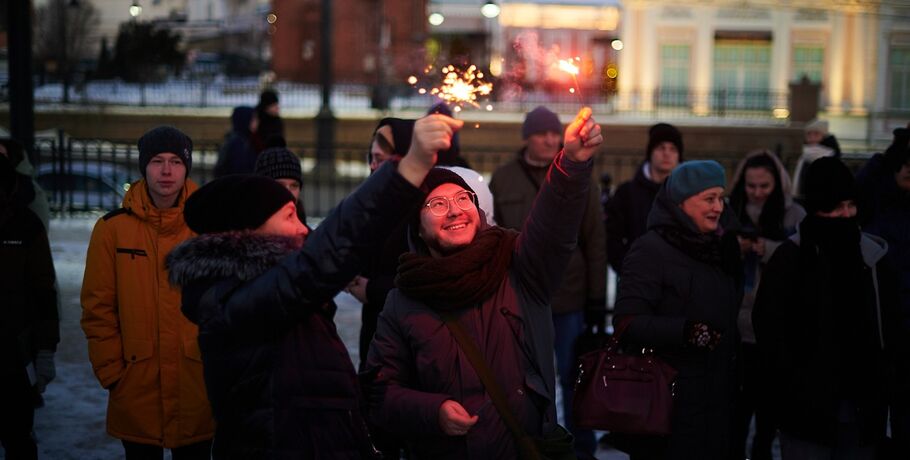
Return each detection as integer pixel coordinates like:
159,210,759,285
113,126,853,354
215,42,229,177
563,107,603,163
399,114,464,187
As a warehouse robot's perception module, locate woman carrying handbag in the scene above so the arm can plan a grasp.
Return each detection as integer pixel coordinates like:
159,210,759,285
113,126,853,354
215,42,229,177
610,161,743,460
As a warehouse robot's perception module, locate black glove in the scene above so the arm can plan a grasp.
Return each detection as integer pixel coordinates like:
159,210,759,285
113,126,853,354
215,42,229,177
684,321,722,350
584,298,607,331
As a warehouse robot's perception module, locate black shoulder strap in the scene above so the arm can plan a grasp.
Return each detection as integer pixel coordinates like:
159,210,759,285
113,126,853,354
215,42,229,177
440,312,542,460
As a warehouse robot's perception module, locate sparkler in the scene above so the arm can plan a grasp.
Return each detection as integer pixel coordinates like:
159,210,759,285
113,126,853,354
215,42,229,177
407,64,494,113
558,57,582,103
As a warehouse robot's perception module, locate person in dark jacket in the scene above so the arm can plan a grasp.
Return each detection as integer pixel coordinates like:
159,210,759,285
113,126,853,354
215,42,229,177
255,145,308,225
253,89,284,152
489,105,606,457
605,122,684,272
753,157,895,460
0,155,59,460
613,160,742,460
365,108,602,460
214,106,258,177
166,113,463,459
727,150,805,460
855,124,910,457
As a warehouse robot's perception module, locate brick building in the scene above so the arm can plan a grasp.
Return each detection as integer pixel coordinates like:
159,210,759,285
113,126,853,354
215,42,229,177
270,0,428,84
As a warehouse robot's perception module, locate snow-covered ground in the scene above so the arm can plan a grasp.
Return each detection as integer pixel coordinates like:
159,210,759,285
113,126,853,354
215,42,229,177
18,215,635,459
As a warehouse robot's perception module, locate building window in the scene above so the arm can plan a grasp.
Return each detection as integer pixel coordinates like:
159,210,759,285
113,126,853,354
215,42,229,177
658,44,690,107
792,46,824,83
713,40,772,110
890,47,910,111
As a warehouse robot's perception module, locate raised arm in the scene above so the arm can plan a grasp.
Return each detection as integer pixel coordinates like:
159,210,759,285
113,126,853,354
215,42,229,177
512,108,602,304
212,115,463,330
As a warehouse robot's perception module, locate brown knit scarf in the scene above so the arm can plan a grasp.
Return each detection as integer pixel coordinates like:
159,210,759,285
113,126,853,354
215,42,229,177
395,226,519,311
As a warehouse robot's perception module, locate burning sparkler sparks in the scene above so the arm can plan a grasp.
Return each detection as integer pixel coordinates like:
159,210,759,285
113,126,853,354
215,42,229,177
407,64,494,112
558,56,583,102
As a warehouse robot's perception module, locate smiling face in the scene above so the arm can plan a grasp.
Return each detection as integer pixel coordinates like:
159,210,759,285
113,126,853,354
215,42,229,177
145,152,187,208
418,183,481,257
744,166,776,207
679,186,725,233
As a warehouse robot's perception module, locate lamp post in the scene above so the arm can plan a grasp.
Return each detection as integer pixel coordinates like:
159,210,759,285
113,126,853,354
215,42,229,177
315,0,335,173
7,0,35,162
60,0,81,103
481,1,500,19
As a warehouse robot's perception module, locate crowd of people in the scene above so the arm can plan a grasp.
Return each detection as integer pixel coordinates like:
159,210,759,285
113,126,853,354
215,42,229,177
1,92,908,460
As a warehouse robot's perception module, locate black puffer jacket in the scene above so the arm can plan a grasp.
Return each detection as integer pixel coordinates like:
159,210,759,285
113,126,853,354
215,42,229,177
605,163,662,272
167,163,423,459
613,183,742,459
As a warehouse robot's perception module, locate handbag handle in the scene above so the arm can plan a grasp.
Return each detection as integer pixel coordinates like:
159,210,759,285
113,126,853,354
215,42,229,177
439,312,543,460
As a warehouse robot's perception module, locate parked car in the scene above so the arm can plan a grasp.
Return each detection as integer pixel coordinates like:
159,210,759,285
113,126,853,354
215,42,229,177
36,161,134,211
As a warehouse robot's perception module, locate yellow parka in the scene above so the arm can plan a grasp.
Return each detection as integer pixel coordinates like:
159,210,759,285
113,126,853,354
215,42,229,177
81,178,214,447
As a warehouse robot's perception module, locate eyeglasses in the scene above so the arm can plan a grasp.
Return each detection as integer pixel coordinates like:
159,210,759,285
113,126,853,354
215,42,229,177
424,190,476,217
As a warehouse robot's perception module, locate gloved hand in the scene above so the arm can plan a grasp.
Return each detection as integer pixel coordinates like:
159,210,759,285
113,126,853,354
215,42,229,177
35,350,56,393
584,298,607,331
684,321,722,350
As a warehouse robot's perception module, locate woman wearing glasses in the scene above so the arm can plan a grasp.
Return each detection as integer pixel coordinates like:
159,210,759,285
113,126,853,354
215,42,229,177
364,108,603,459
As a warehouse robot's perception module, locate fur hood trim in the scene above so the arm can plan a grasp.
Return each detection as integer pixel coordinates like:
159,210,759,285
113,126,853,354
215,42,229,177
167,231,300,287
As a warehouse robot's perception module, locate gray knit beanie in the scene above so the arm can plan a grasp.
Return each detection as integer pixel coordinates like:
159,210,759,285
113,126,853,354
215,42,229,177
138,126,193,178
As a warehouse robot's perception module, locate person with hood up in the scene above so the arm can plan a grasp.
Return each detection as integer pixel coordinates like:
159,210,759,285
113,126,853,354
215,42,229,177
166,113,463,459
605,122,684,273
364,107,603,459
0,154,58,460
753,157,897,460
80,126,215,458
727,150,805,460
0,138,51,229
612,160,743,459
214,106,258,177
854,123,910,456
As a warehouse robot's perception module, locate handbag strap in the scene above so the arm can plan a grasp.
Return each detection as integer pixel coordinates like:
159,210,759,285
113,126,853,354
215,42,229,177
439,312,542,460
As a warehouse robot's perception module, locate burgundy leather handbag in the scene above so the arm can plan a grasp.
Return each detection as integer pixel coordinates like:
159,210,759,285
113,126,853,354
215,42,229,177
572,323,678,435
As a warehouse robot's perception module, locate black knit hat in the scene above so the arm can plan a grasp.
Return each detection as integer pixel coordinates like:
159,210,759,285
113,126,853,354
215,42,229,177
138,126,193,178
419,167,477,197
258,89,279,109
255,147,302,184
522,106,562,139
804,157,856,214
646,123,684,162
184,175,294,234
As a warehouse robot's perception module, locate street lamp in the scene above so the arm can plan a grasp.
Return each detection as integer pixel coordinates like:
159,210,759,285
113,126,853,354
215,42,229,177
129,1,142,18
481,1,500,19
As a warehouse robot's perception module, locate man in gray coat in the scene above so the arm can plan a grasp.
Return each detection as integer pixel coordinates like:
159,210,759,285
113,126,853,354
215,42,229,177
365,108,602,459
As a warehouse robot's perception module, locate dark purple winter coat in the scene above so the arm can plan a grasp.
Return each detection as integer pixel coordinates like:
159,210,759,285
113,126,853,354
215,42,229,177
364,152,593,459
167,162,423,459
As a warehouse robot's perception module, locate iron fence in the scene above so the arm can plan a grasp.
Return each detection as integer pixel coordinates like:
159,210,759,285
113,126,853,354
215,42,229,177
30,132,872,218
33,79,796,122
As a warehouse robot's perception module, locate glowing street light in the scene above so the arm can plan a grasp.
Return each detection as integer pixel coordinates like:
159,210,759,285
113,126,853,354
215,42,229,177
428,12,444,26
481,1,501,19
129,1,142,17
611,39,624,51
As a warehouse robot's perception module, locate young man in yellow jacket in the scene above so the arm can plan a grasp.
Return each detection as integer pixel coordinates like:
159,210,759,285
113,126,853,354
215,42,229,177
81,126,214,458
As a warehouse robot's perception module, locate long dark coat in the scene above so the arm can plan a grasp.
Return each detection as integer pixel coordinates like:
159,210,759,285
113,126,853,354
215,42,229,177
613,184,742,460
752,227,894,447
365,153,593,459
167,163,423,459
604,163,662,272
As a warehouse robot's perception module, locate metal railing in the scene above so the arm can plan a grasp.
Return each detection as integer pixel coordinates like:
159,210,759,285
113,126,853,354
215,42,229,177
31,79,797,122
31,132,864,217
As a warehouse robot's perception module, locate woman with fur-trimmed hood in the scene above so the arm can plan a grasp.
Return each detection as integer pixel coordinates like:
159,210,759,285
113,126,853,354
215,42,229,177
166,114,463,459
